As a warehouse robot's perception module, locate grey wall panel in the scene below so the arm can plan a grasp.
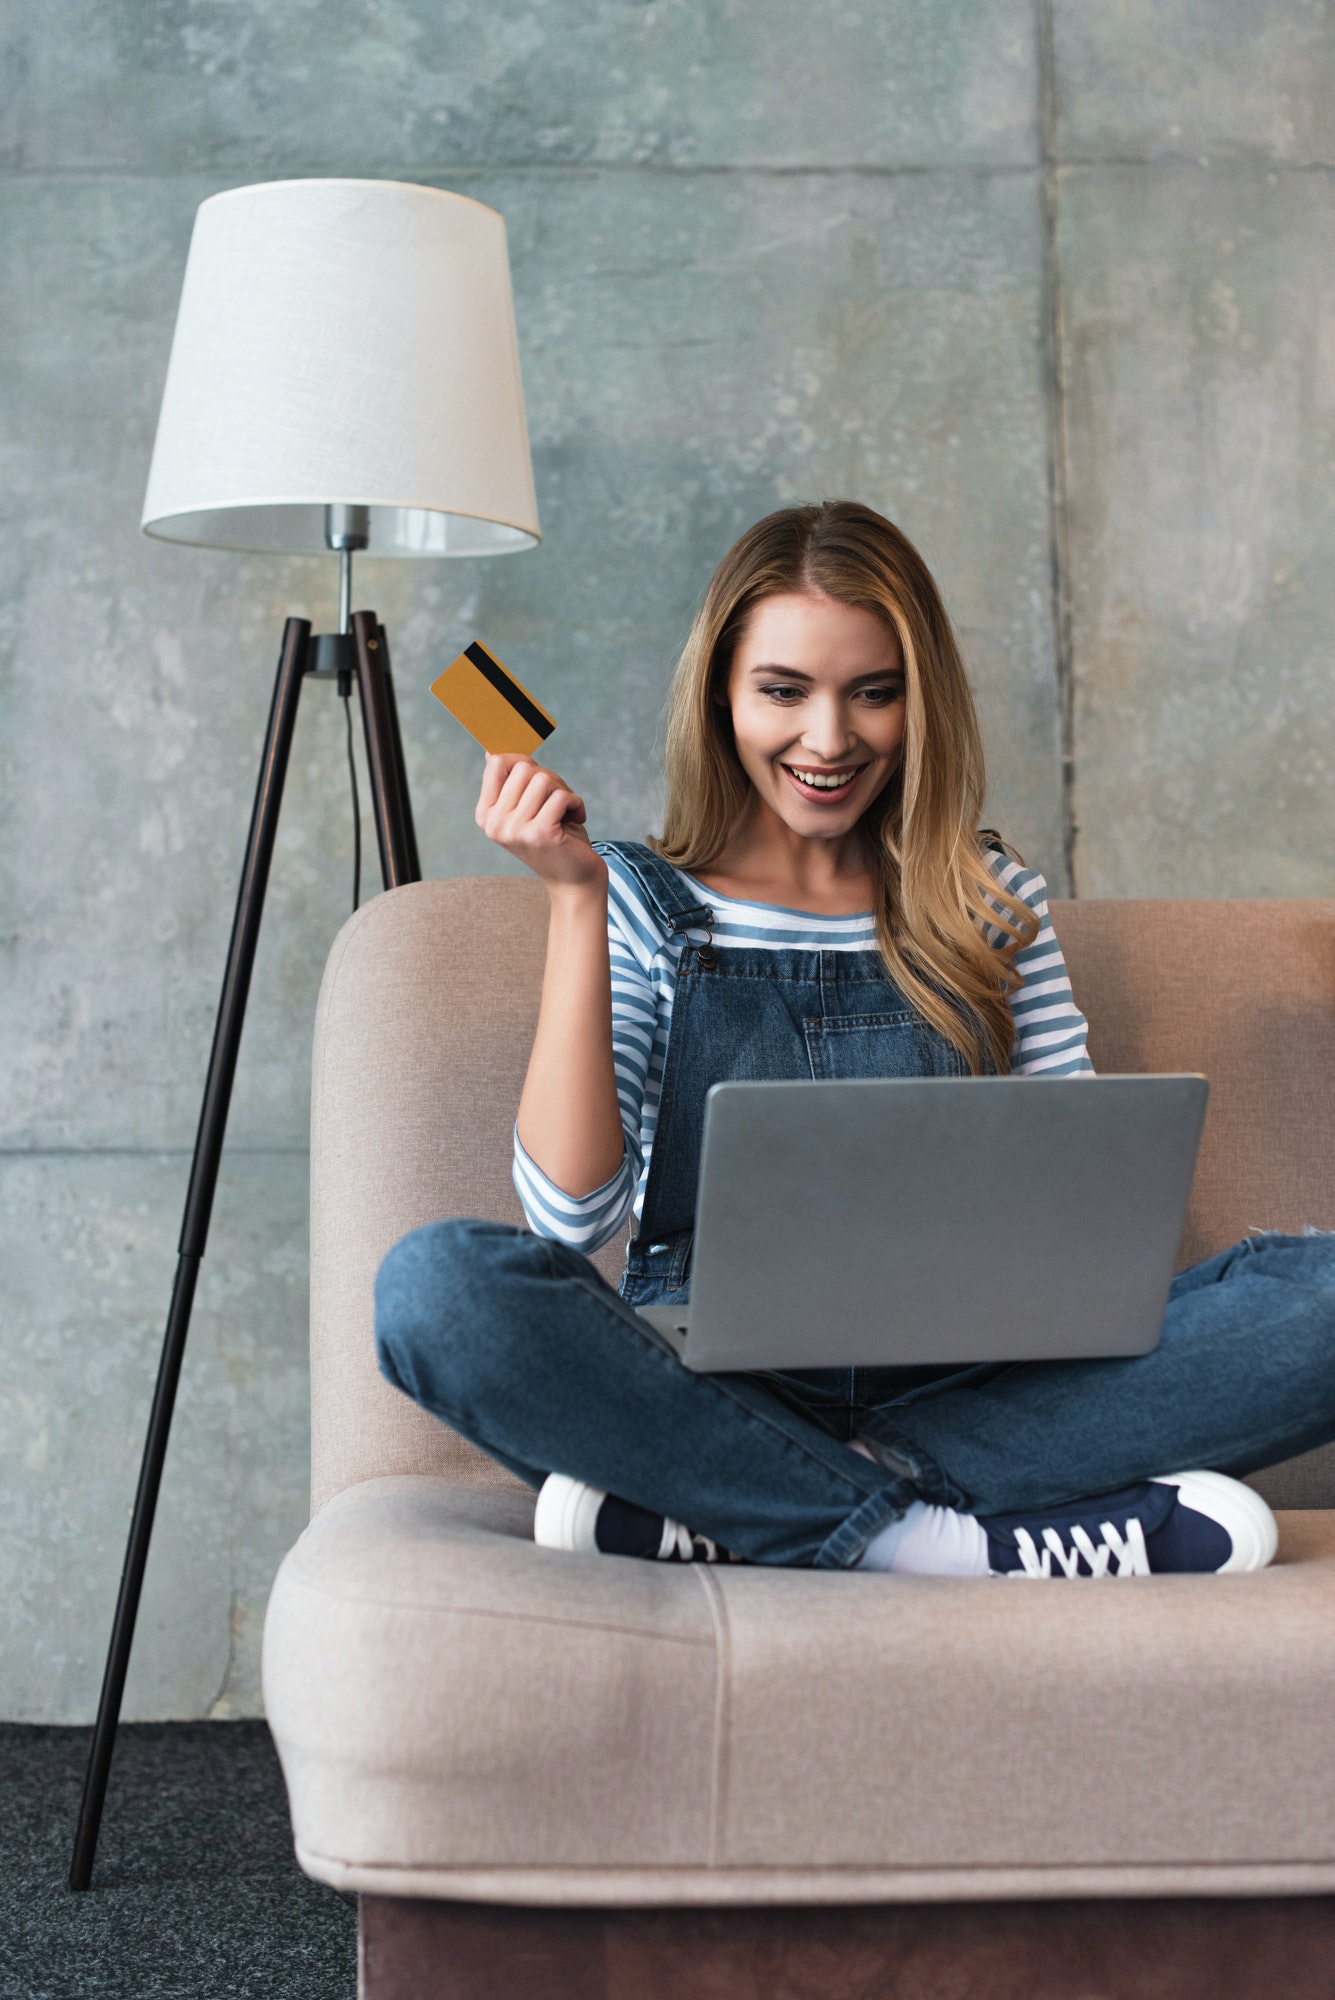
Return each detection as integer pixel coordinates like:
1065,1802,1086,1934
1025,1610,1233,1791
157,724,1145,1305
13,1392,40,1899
5,1,1038,173
0,1151,309,1723
1059,163,1335,896
1053,0,1335,162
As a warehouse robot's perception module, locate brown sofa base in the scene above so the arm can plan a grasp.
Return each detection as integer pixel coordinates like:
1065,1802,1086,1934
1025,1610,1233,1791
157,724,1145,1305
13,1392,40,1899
359,1892,1335,1999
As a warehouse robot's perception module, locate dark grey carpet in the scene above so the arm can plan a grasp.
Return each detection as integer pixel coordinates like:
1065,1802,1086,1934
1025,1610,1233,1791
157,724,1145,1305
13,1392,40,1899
1,1721,356,2000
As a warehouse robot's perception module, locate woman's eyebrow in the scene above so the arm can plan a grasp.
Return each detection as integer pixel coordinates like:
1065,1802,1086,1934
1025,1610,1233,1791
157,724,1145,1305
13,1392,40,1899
746,664,904,686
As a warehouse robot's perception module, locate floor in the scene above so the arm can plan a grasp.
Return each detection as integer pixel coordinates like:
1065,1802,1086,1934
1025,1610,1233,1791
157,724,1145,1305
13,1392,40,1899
1,1721,356,2000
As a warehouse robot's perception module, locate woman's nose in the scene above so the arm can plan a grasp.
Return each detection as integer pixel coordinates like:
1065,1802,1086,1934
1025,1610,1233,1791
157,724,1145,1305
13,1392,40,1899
801,698,857,759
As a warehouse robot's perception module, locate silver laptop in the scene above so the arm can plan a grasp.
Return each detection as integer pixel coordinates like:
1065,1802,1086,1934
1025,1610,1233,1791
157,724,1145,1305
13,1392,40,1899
640,1075,1207,1370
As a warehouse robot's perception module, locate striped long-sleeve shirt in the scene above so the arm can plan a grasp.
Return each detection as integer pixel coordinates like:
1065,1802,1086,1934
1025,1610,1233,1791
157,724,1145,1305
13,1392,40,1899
513,845,1094,1251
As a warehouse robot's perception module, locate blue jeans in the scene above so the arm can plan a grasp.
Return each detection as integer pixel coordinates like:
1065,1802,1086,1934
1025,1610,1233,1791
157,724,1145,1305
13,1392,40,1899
375,1220,1335,1568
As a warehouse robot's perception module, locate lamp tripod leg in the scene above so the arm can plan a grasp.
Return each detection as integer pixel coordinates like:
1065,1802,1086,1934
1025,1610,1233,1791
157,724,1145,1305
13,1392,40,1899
69,617,312,1892
375,623,421,882
351,609,419,889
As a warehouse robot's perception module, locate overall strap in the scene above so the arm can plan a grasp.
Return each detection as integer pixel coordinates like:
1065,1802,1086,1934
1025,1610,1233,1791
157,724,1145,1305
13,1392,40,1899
595,839,713,938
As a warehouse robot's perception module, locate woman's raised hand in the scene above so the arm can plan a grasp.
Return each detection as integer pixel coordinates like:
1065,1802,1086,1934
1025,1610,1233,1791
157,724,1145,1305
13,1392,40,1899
475,753,608,891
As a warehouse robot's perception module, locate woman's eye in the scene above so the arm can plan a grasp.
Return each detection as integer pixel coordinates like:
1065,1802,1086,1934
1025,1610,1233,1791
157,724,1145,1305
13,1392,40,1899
858,684,903,707
761,685,803,703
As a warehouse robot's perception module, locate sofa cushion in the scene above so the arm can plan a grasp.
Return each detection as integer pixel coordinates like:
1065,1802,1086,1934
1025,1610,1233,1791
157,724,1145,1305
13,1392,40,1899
1049,898,1335,1271
263,1477,1335,1904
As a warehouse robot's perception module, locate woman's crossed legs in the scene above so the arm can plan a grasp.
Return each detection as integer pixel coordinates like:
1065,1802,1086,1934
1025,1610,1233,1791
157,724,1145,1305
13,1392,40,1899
375,1221,1335,1571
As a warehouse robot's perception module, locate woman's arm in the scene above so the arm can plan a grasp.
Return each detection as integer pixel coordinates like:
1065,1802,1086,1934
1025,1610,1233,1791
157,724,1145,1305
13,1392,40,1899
475,753,626,1196
984,855,1094,1075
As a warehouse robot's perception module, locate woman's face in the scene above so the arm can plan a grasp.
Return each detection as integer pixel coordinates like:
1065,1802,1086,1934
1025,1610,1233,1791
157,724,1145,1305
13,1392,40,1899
724,591,907,839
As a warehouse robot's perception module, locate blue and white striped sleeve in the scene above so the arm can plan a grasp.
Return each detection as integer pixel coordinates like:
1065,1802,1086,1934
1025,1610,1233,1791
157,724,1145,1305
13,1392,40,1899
986,854,1095,1076
510,855,660,1249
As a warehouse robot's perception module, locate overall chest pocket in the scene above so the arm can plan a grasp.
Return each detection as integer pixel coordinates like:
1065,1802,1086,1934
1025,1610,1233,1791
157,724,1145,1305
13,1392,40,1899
803,1009,968,1081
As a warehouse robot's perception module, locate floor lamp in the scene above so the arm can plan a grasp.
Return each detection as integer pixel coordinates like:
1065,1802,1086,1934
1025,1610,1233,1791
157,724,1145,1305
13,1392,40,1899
70,178,541,1891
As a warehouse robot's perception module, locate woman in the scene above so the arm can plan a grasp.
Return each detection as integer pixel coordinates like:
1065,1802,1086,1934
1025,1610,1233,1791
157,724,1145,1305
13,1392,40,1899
376,502,1335,1578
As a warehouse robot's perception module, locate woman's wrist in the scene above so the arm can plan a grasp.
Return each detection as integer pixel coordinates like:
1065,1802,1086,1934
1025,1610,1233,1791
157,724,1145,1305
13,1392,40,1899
545,873,608,920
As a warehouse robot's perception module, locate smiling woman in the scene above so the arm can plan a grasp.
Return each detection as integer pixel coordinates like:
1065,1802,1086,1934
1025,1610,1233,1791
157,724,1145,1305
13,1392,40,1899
655,504,1037,1075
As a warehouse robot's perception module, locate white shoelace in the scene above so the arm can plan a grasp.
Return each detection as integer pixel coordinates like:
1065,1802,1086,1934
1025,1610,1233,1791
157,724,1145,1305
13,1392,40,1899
1008,1515,1150,1578
657,1517,719,1563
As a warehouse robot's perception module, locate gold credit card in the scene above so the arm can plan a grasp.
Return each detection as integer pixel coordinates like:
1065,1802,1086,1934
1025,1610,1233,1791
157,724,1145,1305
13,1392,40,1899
429,641,556,756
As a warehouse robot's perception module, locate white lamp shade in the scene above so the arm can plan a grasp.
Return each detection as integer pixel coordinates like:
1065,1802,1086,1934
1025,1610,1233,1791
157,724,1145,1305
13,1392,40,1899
141,179,540,557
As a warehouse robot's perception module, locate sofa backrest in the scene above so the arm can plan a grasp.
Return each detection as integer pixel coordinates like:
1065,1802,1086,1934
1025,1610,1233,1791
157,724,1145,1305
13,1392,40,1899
309,882,1335,1512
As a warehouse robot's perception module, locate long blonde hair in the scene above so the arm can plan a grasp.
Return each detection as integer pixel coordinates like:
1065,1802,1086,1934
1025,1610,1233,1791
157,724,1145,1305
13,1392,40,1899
652,501,1037,1074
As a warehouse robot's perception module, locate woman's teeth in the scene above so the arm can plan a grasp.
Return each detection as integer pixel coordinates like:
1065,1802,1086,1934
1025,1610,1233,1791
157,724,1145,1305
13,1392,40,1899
785,766,860,791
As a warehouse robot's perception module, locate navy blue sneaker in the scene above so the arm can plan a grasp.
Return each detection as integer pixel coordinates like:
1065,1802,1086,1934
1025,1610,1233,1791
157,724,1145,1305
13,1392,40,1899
534,1472,734,1562
980,1470,1278,1578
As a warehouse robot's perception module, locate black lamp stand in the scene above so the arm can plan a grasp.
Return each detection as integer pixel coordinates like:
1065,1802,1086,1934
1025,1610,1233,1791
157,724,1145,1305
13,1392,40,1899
70,576,420,1891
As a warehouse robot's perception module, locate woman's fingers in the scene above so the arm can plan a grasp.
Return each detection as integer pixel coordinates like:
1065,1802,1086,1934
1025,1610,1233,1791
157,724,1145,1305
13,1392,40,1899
477,752,574,815
492,762,538,820
499,762,558,827
481,759,580,840
500,756,553,815
515,773,589,844
531,784,588,839
475,751,529,824
477,755,540,829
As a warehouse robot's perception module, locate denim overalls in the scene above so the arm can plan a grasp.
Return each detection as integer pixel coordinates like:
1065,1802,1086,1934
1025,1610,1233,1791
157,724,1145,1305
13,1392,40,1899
374,847,1335,1566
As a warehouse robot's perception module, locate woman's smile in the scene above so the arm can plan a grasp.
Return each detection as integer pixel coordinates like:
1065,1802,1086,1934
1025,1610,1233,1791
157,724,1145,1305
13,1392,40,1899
779,760,870,805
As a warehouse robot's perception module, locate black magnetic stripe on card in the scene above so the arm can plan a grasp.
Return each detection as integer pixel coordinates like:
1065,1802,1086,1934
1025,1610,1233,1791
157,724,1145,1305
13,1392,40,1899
464,642,554,740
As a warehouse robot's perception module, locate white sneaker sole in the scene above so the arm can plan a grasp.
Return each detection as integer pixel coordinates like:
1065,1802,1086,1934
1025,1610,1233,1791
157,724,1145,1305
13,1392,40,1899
1152,1469,1279,1573
533,1472,606,1553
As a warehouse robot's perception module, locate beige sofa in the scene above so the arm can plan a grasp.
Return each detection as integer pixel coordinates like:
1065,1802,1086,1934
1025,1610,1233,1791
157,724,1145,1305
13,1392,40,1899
263,882,1335,1994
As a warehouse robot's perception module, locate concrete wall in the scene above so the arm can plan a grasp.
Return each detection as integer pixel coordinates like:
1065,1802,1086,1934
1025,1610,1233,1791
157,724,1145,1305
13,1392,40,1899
2,4,1331,1719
